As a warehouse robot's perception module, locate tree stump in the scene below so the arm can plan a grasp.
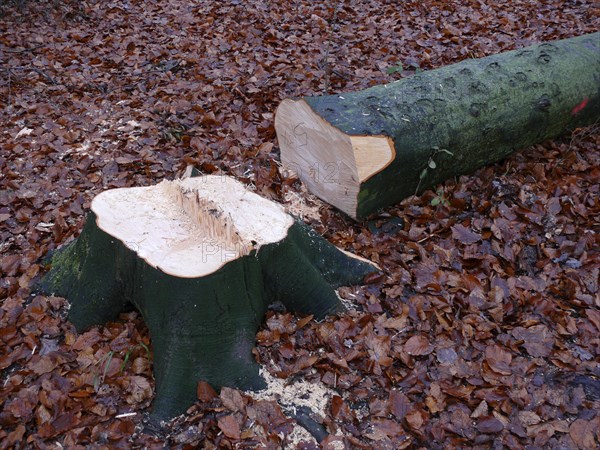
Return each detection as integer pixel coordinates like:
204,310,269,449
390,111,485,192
40,175,378,421
275,32,600,219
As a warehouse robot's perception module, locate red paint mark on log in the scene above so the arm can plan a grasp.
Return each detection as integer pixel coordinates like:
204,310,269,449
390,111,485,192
572,97,589,115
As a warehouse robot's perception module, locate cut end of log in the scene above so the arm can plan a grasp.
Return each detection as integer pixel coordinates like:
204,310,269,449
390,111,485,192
91,176,293,278
350,135,395,183
275,98,394,218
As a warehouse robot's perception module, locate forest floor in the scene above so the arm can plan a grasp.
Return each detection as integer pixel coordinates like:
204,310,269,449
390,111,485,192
0,0,599,448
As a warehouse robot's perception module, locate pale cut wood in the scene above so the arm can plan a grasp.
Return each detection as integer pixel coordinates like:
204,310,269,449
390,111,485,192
351,135,396,183
91,176,293,278
275,98,395,217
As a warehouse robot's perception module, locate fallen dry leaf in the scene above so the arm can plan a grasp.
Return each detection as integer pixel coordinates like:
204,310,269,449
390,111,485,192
569,418,598,449
404,335,433,356
511,324,554,358
217,414,242,440
451,223,481,244
197,380,217,403
220,387,246,413
485,344,512,375
477,416,504,433
125,376,153,404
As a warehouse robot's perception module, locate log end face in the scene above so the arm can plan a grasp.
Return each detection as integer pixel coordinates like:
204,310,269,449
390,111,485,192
350,135,396,183
275,99,361,219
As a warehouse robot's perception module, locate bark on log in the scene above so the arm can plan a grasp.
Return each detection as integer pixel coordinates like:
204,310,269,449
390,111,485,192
275,32,600,219
40,176,378,422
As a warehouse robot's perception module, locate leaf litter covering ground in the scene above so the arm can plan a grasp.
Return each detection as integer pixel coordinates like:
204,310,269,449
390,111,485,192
0,0,599,448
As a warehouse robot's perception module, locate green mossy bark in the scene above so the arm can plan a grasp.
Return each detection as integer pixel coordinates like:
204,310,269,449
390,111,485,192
40,213,377,422
302,32,600,219
41,218,131,329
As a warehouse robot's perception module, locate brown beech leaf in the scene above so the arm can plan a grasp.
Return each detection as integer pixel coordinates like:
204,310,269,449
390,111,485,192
29,355,58,375
35,404,53,426
404,335,433,356
477,416,504,433
197,380,217,402
530,422,557,447
256,142,274,155
364,271,385,284
451,224,481,244
518,411,541,426
218,414,242,440
278,341,295,359
131,357,150,375
442,383,475,400
246,400,288,429
388,390,411,420
1,255,21,276
436,347,458,365
39,337,59,356
220,387,246,413
330,395,344,419
485,344,512,375
365,332,394,373
586,308,600,332
365,418,404,440
569,418,597,449
330,395,354,421
511,325,554,357
72,329,102,351
405,410,425,431
295,314,313,330
6,424,26,446
48,411,78,437
293,354,319,371
470,400,488,419
125,375,153,404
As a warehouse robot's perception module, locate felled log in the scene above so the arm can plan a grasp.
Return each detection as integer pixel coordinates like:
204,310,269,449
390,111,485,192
40,175,378,421
275,32,600,219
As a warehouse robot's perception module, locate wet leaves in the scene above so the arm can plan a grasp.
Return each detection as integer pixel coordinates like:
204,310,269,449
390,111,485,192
1,0,599,448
